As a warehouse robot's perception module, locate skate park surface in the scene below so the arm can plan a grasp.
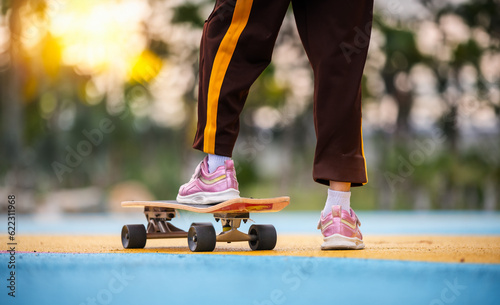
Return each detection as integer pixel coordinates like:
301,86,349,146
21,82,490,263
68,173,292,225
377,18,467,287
1,211,499,304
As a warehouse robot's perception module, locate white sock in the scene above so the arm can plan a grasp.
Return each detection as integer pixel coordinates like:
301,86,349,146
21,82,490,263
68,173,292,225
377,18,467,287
323,189,351,216
207,154,231,173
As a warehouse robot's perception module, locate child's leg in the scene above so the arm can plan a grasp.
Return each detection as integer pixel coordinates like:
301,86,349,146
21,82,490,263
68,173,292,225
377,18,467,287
193,0,290,157
293,0,373,249
178,0,291,203
292,0,373,186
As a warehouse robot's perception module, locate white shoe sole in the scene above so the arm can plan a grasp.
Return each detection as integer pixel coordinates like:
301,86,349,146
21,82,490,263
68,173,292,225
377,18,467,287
176,189,240,205
321,234,365,250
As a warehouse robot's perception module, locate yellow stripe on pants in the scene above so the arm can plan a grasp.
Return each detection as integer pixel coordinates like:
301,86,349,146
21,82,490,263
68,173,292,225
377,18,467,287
361,122,368,185
203,0,254,154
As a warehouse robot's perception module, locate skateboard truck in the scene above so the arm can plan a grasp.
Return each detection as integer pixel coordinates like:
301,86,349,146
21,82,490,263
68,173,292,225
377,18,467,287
144,207,187,239
121,208,277,252
214,213,255,243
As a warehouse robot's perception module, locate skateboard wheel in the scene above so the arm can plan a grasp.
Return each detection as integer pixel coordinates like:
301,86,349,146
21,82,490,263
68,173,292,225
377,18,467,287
248,224,277,251
188,224,216,252
121,224,147,249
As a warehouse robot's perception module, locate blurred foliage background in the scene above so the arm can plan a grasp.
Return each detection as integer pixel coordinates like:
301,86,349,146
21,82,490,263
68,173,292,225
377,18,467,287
0,0,499,213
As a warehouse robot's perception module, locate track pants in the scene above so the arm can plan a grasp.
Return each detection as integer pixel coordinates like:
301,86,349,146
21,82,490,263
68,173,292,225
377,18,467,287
192,0,373,186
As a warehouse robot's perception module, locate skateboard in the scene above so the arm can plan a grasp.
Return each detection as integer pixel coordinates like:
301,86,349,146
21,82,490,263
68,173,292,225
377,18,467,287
120,196,290,252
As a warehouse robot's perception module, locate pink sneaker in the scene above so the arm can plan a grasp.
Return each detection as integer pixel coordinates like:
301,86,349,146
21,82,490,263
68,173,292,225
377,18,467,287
317,205,365,250
176,156,240,204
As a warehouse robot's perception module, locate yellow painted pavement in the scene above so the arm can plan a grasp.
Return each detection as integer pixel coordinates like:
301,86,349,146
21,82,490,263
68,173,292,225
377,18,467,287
7,234,500,264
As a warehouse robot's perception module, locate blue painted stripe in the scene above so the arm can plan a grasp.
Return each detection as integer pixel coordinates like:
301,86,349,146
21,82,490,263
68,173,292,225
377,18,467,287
2,253,499,305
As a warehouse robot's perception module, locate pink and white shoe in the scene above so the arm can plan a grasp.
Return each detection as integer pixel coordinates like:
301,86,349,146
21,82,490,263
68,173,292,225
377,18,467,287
317,205,365,250
176,156,240,204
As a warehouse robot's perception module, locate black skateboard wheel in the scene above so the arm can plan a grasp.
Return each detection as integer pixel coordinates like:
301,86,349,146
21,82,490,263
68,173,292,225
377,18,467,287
248,224,277,251
122,224,147,249
188,223,216,252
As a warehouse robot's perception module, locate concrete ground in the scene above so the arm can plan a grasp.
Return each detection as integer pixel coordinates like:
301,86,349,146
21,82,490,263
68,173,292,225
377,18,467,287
1,211,499,304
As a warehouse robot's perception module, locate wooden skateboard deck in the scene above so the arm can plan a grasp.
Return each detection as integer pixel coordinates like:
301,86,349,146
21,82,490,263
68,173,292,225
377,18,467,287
121,196,290,214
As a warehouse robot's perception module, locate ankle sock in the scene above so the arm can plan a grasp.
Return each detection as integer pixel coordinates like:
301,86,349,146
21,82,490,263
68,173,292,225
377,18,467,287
207,154,231,173
323,189,351,216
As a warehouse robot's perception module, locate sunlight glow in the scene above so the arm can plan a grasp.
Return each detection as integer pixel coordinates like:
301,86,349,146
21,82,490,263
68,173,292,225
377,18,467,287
48,0,150,77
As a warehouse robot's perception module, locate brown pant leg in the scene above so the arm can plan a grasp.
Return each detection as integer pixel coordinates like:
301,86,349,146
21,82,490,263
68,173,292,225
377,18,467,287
193,0,290,156
292,0,374,186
